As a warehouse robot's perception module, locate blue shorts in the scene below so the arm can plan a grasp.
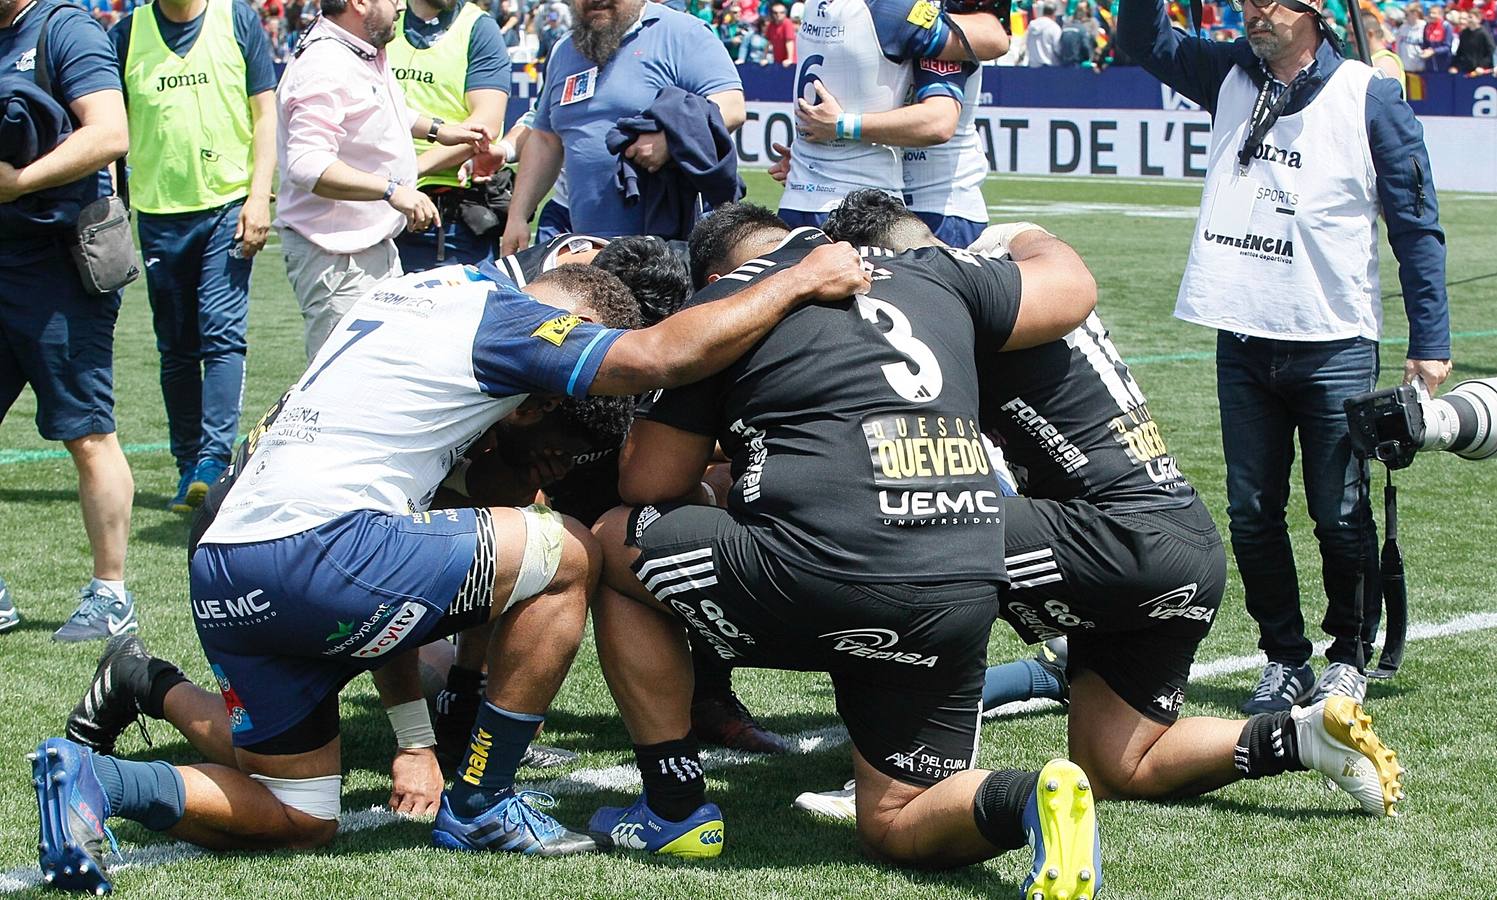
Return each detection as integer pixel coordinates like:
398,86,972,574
190,508,496,747
914,212,985,249
0,249,121,441
776,208,828,230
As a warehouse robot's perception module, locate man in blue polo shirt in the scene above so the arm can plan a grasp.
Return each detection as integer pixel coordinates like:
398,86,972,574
0,0,136,641
109,0,277,513
389,0,512,270
499,0,744,248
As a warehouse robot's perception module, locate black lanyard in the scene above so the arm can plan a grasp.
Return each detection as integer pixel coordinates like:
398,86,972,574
1236,69,1309,175
294,16,377,61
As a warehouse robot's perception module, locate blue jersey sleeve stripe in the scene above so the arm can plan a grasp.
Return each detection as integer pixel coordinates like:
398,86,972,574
914,82,963,103
566,329,624,396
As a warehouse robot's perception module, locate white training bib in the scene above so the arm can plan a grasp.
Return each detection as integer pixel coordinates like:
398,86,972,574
1175,62,1382,342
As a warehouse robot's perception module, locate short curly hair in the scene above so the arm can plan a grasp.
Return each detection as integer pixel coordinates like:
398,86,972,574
686,202,789,289
552,394,634,453
593,236,692,325
822,189,934,252
529,263,642,330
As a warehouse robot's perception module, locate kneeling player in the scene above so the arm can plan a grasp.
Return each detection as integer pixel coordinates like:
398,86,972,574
587,204,1106,897
797,191,1404,821
27,243,868,892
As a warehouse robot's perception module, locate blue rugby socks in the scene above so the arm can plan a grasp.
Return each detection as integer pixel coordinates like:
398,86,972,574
983,659,1066,711
91,754,186,832
448,701,543,817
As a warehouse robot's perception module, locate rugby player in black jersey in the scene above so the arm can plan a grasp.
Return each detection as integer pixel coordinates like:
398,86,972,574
583,202,1108,895
431,236,791,767
794,190,1405,823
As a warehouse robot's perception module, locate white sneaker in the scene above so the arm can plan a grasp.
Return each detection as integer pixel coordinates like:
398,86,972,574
1292,696,1405,817
792,780,855,821
1309,661,1368,705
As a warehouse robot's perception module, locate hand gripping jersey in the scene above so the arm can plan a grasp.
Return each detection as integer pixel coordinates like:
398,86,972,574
977,311,1197,512
636,230,1023,583
780,0,962,213
198,264,625,546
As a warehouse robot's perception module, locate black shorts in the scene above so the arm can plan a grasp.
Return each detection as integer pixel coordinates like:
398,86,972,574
628,504,999,787
998,496,1226,725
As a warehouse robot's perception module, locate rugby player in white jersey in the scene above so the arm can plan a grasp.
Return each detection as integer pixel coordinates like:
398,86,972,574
776,0,1010,228
26,242,869,893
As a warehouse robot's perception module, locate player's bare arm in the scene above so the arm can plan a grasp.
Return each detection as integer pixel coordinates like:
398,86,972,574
1003,229,1098,350
586,242,871,396
617,420,717,506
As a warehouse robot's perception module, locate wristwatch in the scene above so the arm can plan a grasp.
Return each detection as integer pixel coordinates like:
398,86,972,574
382,179,399,202
425,117,444,143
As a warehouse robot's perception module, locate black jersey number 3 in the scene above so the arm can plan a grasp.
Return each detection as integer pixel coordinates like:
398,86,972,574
855,295,943,403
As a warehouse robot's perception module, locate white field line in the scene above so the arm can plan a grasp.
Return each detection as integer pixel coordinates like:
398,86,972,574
4,610,1495,892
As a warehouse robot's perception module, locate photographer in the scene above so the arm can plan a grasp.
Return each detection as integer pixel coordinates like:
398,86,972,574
1118,0,1451,712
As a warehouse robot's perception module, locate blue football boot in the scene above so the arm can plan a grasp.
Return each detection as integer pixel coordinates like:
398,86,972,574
432,789,598,856
588,795,724,859
1021,759,1101,900
167,470,193,513
29,738,117,895
185,459,226,510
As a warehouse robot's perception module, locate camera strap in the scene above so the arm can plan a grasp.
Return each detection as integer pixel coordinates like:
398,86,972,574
1236,68,1308,175
1371,468,1409,677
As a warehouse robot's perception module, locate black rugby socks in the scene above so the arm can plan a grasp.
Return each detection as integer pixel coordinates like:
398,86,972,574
635,735,707,822
972,768,1039,851
1234,711,1306,779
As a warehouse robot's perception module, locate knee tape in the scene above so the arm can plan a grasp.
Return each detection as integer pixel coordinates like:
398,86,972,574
249,773,343,821
502,504,565,614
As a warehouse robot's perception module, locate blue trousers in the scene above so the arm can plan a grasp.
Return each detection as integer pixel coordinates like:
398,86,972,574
535,199,572,244
137,202,251,472
394,217,492,273
1216,332,1381,668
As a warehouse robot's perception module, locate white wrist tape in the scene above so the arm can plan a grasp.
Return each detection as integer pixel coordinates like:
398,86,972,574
498,138,518,163
386,698,436,749
250,774,343,821
968,222,1054,259
502,504,565,614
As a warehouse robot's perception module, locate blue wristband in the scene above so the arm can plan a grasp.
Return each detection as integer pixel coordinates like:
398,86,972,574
835,114,863,142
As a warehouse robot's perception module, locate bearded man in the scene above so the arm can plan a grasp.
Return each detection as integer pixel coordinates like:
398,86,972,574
499,0,745,251
275,0,492,359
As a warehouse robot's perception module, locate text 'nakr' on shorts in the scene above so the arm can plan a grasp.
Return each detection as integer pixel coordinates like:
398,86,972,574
997,495,1227,725
190,508,499,748
627,503,1000,787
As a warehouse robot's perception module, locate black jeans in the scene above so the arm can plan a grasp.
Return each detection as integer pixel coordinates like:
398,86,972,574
1216,332,1381,667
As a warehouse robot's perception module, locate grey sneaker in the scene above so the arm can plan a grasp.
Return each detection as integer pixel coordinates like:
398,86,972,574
0,576,20,633
1308,661,1368,705
52,584,138,643
521,743,579,770
1240,660,1316,715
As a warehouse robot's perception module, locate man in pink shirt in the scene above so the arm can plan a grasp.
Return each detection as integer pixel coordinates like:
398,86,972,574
276,0,489,359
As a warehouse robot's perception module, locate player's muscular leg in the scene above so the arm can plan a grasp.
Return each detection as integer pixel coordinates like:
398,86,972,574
851,747,998,868
1066,669,1243,799
162,738,342,850
480,508,599,715
590,506,694,745
158,682,238,766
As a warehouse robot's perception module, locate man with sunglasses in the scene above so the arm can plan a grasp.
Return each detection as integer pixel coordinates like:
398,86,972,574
1118,0,1450,713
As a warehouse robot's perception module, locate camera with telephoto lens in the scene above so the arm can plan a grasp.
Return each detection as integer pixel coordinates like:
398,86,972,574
1344,378,1497,469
